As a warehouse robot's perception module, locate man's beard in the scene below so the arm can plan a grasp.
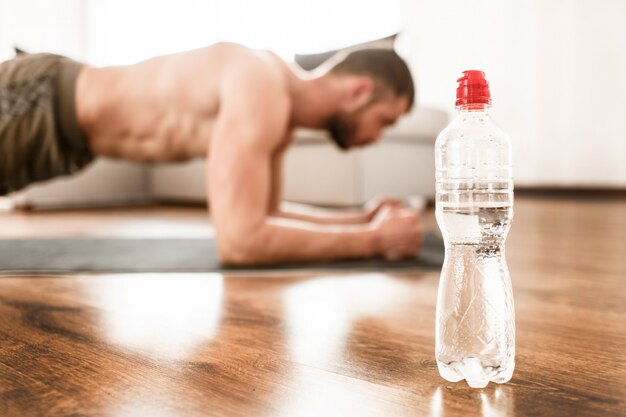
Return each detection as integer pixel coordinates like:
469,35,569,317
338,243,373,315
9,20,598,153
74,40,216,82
325,111,358,151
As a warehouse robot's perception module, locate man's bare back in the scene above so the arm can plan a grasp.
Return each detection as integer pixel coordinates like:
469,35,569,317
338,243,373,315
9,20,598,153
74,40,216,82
76,43,287,163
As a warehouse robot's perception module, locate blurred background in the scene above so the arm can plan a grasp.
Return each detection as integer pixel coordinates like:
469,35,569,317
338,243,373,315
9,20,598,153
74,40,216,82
1,0,624,208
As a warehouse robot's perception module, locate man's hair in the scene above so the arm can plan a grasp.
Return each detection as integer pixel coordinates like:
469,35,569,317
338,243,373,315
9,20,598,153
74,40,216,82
327,48,415,110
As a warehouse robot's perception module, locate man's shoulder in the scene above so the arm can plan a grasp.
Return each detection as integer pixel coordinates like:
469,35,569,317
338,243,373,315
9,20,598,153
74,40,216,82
217,44,291,119
208,43,286,88
211,44,291,148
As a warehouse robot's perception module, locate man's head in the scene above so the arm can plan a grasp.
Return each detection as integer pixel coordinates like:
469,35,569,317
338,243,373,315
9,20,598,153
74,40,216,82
323,48,415,150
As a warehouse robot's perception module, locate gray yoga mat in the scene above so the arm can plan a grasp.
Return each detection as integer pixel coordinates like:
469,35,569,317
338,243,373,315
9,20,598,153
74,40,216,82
0,233,444,274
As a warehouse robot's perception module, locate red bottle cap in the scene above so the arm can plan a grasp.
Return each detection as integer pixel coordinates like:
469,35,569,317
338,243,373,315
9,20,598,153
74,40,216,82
455,70,491,107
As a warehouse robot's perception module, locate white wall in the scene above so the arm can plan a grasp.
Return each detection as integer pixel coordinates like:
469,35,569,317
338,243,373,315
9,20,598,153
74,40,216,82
396,0,626,187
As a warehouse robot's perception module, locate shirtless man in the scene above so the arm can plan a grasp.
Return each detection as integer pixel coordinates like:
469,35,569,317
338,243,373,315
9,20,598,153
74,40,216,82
0,43,422,265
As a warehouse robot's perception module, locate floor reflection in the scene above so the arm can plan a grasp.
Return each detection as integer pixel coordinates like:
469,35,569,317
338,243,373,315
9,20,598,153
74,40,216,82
283,274,414,366
480,386,515,417
275,366,415,417
429,384,515,417
96,273,224,359
429,387,443,417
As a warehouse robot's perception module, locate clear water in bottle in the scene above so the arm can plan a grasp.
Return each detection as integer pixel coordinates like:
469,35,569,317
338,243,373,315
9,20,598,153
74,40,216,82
435,70,515,389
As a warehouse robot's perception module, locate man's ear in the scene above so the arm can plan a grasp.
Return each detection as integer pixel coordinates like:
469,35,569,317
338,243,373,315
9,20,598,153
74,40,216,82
344,76,375,111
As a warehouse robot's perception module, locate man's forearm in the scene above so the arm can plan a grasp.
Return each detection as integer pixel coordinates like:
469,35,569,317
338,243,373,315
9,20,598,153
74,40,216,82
272,201,372,225
220,217,379,265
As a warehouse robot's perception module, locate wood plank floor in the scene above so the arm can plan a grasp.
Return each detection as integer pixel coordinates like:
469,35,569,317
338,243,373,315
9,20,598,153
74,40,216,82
0,196,625,417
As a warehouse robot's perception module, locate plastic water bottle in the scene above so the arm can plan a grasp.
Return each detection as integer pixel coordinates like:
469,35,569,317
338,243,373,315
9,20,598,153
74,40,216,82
434,70,515,388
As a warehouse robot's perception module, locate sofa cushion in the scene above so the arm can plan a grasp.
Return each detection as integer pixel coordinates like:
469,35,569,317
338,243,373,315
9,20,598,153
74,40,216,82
294,33,397,71
385,107,449,142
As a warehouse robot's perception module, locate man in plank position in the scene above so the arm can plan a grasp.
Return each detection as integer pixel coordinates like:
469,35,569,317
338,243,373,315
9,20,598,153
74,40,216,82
0,43,422,265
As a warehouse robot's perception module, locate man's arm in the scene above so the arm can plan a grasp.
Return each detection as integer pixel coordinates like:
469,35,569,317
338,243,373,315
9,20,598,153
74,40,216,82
208,53,381,265
274,202,376,224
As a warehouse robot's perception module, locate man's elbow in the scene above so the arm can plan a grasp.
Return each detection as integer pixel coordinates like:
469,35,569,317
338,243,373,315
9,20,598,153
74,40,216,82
217,230,270,267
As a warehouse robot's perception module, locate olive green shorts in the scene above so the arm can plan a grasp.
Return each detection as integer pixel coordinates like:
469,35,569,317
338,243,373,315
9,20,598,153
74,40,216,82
0,53,94,195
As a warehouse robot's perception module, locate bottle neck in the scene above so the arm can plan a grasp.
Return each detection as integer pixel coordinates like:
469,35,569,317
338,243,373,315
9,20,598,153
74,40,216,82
456,104,491,113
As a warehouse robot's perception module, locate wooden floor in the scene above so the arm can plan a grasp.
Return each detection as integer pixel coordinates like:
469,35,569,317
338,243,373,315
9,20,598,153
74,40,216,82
0,196,625,417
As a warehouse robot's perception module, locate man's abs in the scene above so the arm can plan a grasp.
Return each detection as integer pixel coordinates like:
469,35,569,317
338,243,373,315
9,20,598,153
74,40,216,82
76,48,223,163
